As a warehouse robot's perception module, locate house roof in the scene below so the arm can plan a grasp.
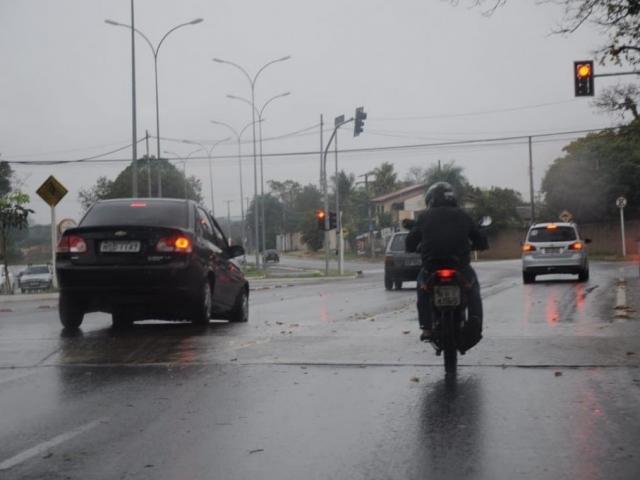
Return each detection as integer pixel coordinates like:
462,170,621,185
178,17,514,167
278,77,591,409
371,183,427,204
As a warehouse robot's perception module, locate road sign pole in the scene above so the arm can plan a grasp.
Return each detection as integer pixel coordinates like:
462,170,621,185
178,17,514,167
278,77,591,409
620,206,626,257
51,205,57,289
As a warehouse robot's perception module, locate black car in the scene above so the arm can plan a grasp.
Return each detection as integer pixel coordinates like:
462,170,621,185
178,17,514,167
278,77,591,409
263,249,280,263
56,198,249,329
384,231,421,290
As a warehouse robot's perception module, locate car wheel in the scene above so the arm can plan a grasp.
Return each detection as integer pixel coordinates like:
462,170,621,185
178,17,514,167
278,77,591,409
578,268,589,282
59,293,84,330
229,288,249,323
112,311,133,329
384,274,393,291
394,280,403,290
523,272,535,284
191,279,212,325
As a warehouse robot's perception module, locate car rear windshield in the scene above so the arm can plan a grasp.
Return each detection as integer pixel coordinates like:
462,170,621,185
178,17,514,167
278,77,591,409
388,233,408,252
81,201,189,229
527,226,577,242
26,266,49,274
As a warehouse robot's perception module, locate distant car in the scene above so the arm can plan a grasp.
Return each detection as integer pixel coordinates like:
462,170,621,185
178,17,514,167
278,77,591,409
56,198,249,330
0,269,15,294
522,222,591,283
263,249,280,263
18,264,53,293
384,231,421,290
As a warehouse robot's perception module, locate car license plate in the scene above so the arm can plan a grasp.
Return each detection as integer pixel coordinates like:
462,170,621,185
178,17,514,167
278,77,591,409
433,285,461,307
543,247,561,254
100,240,141,253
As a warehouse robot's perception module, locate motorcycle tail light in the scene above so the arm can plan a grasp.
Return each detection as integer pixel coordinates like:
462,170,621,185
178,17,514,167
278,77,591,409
522,243,536,252
57,235,87,253
156,235,192,253
436,269,456,280
568,241,583,250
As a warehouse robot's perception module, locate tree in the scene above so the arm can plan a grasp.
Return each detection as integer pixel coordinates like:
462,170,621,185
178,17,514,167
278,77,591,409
424,161,470,201
404,166,428,185
0,162,12,197
245,194,284,250
540,119,640,221
293,184,324,251
0,191,33,293
371,162,399,197
471,187,524,229
269,179,302,235
77,157,202,211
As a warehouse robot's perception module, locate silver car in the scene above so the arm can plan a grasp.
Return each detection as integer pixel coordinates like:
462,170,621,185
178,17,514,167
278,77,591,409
521,222,591,283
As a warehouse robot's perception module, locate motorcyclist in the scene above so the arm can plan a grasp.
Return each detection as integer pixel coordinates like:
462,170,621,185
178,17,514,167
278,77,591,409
405,181,488,343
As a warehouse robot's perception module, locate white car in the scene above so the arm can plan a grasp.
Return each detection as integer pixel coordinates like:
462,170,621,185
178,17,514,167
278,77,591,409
18,264,54,293
522,222,591,283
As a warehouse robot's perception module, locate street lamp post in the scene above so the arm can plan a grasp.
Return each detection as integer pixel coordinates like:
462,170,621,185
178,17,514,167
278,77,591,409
182,137,230,217
210,119,262,260
105,17,203,198
212,55,291,268
227,92,290,264
164,148,201,199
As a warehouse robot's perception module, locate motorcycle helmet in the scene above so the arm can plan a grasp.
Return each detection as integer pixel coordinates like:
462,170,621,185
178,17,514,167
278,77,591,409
424,181,457,208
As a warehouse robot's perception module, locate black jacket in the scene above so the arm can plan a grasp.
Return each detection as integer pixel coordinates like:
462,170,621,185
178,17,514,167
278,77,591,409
405,206,488,269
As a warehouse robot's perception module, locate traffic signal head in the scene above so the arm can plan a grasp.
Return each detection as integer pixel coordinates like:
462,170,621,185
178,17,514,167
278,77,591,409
354,106,367,137
316,209,326,230
329,211,337,230
574,60,594,97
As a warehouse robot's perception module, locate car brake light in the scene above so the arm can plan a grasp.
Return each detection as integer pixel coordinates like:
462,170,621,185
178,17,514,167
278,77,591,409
522,243,536,252
568,241,583,250
547,224,558,230
57,235,87,253
436,269,456,279
156,235,192,253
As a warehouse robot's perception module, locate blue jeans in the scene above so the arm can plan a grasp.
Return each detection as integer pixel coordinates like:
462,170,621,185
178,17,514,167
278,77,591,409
416,265,483,331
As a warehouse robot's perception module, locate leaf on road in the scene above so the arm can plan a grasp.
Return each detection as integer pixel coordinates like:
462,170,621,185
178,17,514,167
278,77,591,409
249,449,264,454
626,351,635,356
410,377,420,383
505,356,513,360
554,371,563,377
402,331,411,334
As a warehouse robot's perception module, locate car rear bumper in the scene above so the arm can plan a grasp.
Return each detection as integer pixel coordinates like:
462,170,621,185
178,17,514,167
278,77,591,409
522,254,587,274
57,263,202,317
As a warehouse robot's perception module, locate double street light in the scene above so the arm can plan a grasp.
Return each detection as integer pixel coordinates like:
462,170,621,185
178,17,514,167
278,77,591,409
105,17,203,197
226,92,290,263
212,55,291,267
182,137,230,217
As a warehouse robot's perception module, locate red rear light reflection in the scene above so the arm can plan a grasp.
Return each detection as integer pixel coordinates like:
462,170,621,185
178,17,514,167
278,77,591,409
436,269,456,280
156,235,192,253
130,202,147,208
57,235,87,253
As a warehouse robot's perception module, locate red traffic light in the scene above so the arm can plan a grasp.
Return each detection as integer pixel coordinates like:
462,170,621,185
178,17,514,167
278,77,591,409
316,209,326,220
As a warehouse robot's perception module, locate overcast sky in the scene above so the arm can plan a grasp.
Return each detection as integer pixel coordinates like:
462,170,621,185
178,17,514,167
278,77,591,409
0,0,625,225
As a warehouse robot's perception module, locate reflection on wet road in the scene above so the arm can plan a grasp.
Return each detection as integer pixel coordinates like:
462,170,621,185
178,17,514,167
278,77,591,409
0,260,639,479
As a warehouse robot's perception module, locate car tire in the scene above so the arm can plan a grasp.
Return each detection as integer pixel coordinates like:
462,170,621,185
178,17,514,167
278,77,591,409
578,268,589,282
191,279,212,326
229,288,249,323
112,312,133,329
59,293,84,330
384,274,393,291
394,280,403,290
522,272,535,284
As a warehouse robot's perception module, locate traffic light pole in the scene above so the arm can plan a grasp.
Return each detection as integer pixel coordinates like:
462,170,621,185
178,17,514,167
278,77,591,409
322,117,353,276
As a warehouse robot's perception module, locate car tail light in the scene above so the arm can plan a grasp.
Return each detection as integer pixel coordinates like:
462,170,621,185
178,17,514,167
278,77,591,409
57,235,87,253
436,269,456,280
568,241,584,250
522,243,536,252
384,255,394,266
156,235,192,253
547,224,558,230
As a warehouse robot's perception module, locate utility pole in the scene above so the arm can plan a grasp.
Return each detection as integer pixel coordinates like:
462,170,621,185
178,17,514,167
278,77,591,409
334,115,344,275
225,200,233,245
365,173,374,257
130,0,138,198
320,115,329,276
145,130,151,197
528,136,535,223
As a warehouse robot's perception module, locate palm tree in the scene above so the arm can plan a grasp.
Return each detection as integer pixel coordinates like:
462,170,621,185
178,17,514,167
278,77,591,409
372,162,398,197
424,161,469,200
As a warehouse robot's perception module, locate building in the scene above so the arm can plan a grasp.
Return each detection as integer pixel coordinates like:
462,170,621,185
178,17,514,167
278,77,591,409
371,183,427,225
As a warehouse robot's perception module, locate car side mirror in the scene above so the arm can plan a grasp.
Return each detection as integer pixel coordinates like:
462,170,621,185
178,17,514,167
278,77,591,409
228,245,245,258
479,216,492,228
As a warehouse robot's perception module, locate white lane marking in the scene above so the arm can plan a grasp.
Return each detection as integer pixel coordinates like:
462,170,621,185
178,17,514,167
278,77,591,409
0,417,107,471
0,370,38,386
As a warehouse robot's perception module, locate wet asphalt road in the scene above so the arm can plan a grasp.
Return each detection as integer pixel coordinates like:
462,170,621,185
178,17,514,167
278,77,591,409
0,259,639,479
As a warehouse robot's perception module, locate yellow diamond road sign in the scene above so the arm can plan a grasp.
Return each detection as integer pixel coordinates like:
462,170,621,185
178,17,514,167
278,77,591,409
36,175,68,207
559,210,572,222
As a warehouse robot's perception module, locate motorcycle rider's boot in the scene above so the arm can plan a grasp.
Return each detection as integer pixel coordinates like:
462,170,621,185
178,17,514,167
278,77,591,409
420,328,433,342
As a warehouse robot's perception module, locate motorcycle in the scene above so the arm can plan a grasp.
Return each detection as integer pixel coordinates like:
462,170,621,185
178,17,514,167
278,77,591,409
404,216,491,373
